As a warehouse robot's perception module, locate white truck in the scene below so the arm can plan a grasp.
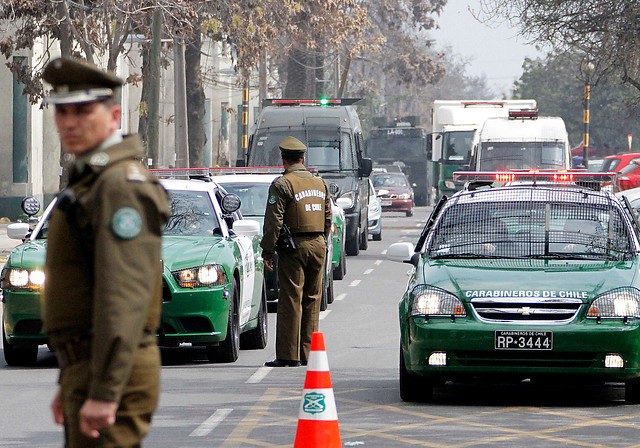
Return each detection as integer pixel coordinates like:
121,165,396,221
431,100,537,198
471,108,572,171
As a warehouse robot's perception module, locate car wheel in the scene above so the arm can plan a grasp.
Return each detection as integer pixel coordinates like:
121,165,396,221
207,280,240,363
626,378,640,404
346,226,360,256
399,345,433,402
326,271,335,304
320,272,329,311
373,228,382,241
405,210,413,217
360,225,369,250
240,282,268,350
333,245,346,280
3,325,38,367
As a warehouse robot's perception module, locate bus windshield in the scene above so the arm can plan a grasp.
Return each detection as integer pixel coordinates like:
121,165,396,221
367,134,425,162
478,141,566,171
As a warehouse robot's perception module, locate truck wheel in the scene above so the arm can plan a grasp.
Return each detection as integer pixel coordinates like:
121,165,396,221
3,326,38,367
359,225,369,250
346,227,360,256
399,345,433,402
320,273,329,311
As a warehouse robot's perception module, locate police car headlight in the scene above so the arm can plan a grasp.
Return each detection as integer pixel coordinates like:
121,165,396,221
173,264,226,288
410,286,465,317
588,288,640,319
2,268,45,291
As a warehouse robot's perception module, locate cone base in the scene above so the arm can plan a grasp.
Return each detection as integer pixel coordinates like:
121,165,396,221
294,419,341,448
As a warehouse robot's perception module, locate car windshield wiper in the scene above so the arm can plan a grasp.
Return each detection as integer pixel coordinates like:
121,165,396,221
431,253,504,259
315,168,356,173
526,252,608,260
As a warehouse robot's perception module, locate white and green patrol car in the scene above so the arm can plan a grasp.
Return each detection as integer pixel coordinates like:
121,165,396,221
388,171,640,403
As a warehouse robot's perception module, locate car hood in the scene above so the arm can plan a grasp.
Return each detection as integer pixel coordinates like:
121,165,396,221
421,258,638,301
6,240,47,269
162,236,225,272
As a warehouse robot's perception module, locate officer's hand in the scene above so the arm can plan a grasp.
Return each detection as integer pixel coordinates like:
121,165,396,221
51,388,64,425
79,398,118,438
264,258,274,271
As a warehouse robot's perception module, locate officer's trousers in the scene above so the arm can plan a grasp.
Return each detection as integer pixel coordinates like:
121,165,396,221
60,344,161,448
276,234,326,362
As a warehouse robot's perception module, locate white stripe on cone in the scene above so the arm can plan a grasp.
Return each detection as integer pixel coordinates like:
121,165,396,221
307,349,330,371
297,388,338,421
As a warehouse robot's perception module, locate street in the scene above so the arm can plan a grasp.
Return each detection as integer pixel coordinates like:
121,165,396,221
2,209,640,447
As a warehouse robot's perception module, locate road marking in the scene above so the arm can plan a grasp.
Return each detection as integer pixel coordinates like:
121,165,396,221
320,310,332,320
349,279,361,287
381,249,387,255
190,408,233,437
363,268,374,275
374,259,383,266
246,367,272,384
220,389,280,447
335,293,347,301
416,222,423,227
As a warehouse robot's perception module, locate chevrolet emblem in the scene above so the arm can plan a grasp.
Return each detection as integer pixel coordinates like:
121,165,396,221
519,307,532,316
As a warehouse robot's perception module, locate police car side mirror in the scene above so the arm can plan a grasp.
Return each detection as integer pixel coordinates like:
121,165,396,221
7,223,31,240
387,242,416,265
232,219,261,238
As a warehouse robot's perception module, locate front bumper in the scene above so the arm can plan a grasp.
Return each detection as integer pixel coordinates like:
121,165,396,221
380,199,412,213
159,278,232,346
368,216,382,235
403,317,640,382
2,290,47,347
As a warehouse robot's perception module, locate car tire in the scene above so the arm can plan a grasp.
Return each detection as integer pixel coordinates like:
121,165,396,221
320,272,329,311
326,271,335,305
406,210,413,217
399,345,433,402
240,282,268,350
373,228,382,241
626,378,640,404
207,280,240,363
346,226,360,256
360,225,369,250
333,245,346,280
3,325,38,367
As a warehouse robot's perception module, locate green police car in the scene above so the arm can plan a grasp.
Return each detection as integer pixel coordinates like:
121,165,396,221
388,171,640,403
1,178,268,366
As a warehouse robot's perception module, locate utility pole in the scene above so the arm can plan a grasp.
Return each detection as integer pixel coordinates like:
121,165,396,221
174,39,189,168
259,51,267,106
240,74,250,164
147,6,162,168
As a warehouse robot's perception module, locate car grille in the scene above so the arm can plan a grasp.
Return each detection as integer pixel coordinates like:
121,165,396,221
454,350,597,368
471,298,582,323
379,194,398,199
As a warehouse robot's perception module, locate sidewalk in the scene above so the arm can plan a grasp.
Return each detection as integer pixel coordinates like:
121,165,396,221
0,223,21,264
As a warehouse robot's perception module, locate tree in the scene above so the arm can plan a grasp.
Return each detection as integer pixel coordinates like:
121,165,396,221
479,0,640,100
512,50,640,152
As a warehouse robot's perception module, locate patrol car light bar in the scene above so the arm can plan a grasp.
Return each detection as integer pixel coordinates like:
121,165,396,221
453,170,617,184
508,109,538,120
262,98,363,108
151,166,319,178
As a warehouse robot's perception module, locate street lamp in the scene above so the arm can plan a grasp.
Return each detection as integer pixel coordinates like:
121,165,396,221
581,60,595,168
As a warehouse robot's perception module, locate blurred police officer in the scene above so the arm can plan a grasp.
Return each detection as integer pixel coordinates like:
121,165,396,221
41,57,170,447
262,136,332,367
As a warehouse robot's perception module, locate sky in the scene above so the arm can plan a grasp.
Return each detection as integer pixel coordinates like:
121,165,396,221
429,0,546,97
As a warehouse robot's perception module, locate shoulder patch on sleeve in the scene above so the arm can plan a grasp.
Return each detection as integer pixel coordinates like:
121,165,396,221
268,194,278,205
126,164,148,182
111,207,142,239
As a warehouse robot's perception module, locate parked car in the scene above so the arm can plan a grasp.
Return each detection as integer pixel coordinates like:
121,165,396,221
616,158,640,191
601,152,640,172
371,172,414,217
213,172,341,310
367,178,382,241
1,178,268,366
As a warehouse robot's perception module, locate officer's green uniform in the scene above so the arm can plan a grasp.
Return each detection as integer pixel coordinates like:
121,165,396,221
261,137,332,364
41,57,171,447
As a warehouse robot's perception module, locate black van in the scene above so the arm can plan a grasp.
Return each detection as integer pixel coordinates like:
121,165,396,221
240,99,372,256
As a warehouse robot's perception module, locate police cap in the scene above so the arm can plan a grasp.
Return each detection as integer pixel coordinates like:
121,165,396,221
279,136,307,156
43,57,123,105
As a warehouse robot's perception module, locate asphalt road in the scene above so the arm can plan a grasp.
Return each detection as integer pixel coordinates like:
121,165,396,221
2,208,640,447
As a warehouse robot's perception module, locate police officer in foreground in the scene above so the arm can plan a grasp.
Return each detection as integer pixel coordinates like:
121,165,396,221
262,136,332,367
41,57,170,447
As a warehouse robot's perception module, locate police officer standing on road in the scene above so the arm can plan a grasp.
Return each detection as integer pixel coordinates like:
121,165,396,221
262,136,332,367
41,57,170,447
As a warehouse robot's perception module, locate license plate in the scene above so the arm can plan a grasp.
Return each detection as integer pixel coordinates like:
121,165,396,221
495,330,553,350
381,200,392,206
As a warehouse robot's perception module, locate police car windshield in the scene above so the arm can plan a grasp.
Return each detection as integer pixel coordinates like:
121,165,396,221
218,183,269,217
427,189,635,261
478,141,566,171
164,190,221,237
250,129,355,170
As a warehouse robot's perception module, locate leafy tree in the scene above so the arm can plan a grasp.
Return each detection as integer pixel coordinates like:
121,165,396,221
479,0,640,101
512,50,640,153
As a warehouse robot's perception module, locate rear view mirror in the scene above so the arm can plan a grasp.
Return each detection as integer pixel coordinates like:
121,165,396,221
360,158,373,177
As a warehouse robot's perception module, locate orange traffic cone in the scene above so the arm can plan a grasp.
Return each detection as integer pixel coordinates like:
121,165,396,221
293,332,341,448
